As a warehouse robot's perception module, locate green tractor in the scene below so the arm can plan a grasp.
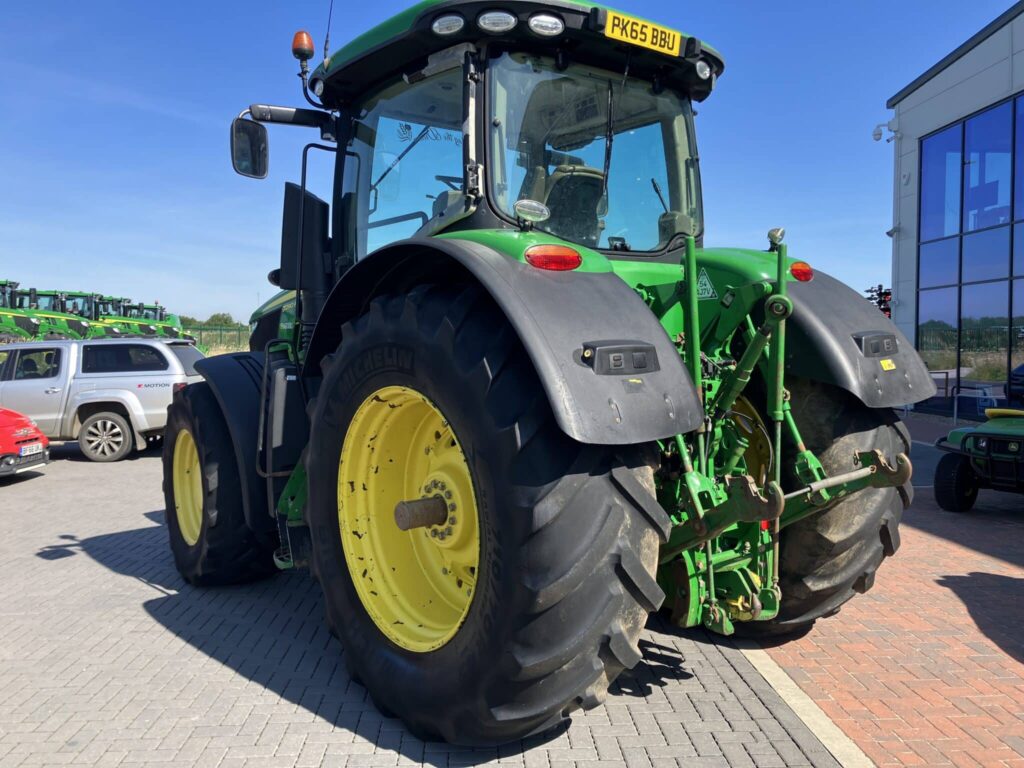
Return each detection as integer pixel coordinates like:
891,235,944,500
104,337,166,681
128,301,189,338
934,408,1024,512
0,280,45,341
248,289,296,352
25,290,119,339
163,0,933,744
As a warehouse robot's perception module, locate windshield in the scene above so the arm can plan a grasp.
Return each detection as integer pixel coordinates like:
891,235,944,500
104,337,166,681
0,285,9,308
489,53,702,252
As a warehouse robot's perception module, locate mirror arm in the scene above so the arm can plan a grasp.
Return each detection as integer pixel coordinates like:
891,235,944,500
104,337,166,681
247,105,336,142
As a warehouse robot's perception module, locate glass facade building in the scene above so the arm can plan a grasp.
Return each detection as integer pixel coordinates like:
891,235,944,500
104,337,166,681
888,5,1024,417
916,97,1024,411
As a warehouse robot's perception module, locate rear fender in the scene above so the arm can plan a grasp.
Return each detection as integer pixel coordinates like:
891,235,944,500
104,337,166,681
305,237,702,445
786,272,936,408
192,353,276,534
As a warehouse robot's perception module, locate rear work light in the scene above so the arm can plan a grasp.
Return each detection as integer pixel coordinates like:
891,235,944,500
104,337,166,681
524,245,582,271
478,10,517,33
432,14,465,35
789,261,814,282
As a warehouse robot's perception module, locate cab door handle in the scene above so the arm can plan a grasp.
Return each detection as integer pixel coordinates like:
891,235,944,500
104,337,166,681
45,387,62,394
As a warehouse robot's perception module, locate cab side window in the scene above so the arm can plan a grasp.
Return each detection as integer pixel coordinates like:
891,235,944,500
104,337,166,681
343,66,465,260
14,349,61,380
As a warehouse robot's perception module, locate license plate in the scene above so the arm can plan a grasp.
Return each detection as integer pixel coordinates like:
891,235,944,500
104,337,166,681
604,11,682,57
19,442,43,457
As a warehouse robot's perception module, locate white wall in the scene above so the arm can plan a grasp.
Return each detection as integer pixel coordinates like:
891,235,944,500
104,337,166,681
890,15,1024,340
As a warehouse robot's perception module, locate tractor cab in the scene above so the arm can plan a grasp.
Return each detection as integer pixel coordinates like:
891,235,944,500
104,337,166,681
231,0,722,343
0,280,17,309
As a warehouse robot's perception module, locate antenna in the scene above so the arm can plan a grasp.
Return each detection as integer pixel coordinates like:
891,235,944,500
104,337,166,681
324,0,335,69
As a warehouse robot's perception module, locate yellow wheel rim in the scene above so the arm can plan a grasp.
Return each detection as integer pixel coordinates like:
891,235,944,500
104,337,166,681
172,429,203,546
338,386,481,653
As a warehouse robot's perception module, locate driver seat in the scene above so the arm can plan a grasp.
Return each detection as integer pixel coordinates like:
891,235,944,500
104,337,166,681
541,165,605,247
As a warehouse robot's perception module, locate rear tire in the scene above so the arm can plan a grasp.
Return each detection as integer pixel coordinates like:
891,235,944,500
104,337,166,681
79,412,134,462
734,380,909,639
162,383,277,586
306,284,669,745
934,453,978,513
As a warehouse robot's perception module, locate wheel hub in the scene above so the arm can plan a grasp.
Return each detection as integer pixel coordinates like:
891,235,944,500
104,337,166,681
338,386,481,653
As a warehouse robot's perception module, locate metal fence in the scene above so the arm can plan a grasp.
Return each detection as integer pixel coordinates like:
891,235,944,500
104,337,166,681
182,326,248,349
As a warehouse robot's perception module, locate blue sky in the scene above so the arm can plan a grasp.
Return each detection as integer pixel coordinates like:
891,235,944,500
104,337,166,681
0,1,1013,320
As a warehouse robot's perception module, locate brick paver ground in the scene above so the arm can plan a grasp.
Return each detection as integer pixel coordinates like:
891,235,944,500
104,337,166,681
0,446,839,767
763,469,1024,767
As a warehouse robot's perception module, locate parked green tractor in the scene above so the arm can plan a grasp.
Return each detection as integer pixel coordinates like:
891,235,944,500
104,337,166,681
27,290,117,337
934,408,1024,511
163,0,934,744
95,296,195,342
0,280,43,341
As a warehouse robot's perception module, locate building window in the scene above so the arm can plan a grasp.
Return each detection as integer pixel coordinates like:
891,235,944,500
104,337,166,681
959,281,1009,410
1012,280,1024,404
962,225,1010,282
917,287,958,395
962,102,1011,232
918,237,959,288
920,125,962,242
916,97,1024,411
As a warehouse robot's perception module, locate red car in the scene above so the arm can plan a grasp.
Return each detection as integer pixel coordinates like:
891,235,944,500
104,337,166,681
0,406,49,477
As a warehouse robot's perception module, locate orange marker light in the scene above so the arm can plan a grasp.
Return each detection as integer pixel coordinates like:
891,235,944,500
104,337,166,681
292,30,315,62
789,261,814,282
524,244,582,271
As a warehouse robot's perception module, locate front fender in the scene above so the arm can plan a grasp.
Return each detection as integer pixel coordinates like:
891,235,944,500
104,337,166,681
307,237,702,445
786,272,936,407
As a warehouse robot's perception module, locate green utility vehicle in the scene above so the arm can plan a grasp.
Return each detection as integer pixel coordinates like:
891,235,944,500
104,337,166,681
163,0,934,744
934,408,1024,511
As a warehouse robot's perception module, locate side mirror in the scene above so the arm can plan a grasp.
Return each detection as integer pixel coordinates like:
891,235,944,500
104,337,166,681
231,118,269,179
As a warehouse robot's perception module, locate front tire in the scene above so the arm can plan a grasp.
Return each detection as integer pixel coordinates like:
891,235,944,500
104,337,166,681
934,453,978,512
162,383,277,585
306,284,669,745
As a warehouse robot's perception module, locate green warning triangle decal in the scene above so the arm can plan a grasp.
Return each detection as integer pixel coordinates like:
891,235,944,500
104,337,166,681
696,268,718,300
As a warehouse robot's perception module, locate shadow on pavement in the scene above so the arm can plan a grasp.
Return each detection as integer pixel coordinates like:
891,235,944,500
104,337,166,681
36,509,682,763
937,572,1024,666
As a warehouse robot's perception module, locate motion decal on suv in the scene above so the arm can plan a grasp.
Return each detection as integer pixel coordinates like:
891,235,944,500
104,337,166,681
137,382,172,388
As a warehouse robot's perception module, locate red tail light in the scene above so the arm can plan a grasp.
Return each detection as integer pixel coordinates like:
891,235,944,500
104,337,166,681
173,382,187,394
789,261,814,282
524,245,582,271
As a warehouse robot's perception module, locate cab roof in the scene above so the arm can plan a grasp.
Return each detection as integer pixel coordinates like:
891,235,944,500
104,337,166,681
311,0,723,107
